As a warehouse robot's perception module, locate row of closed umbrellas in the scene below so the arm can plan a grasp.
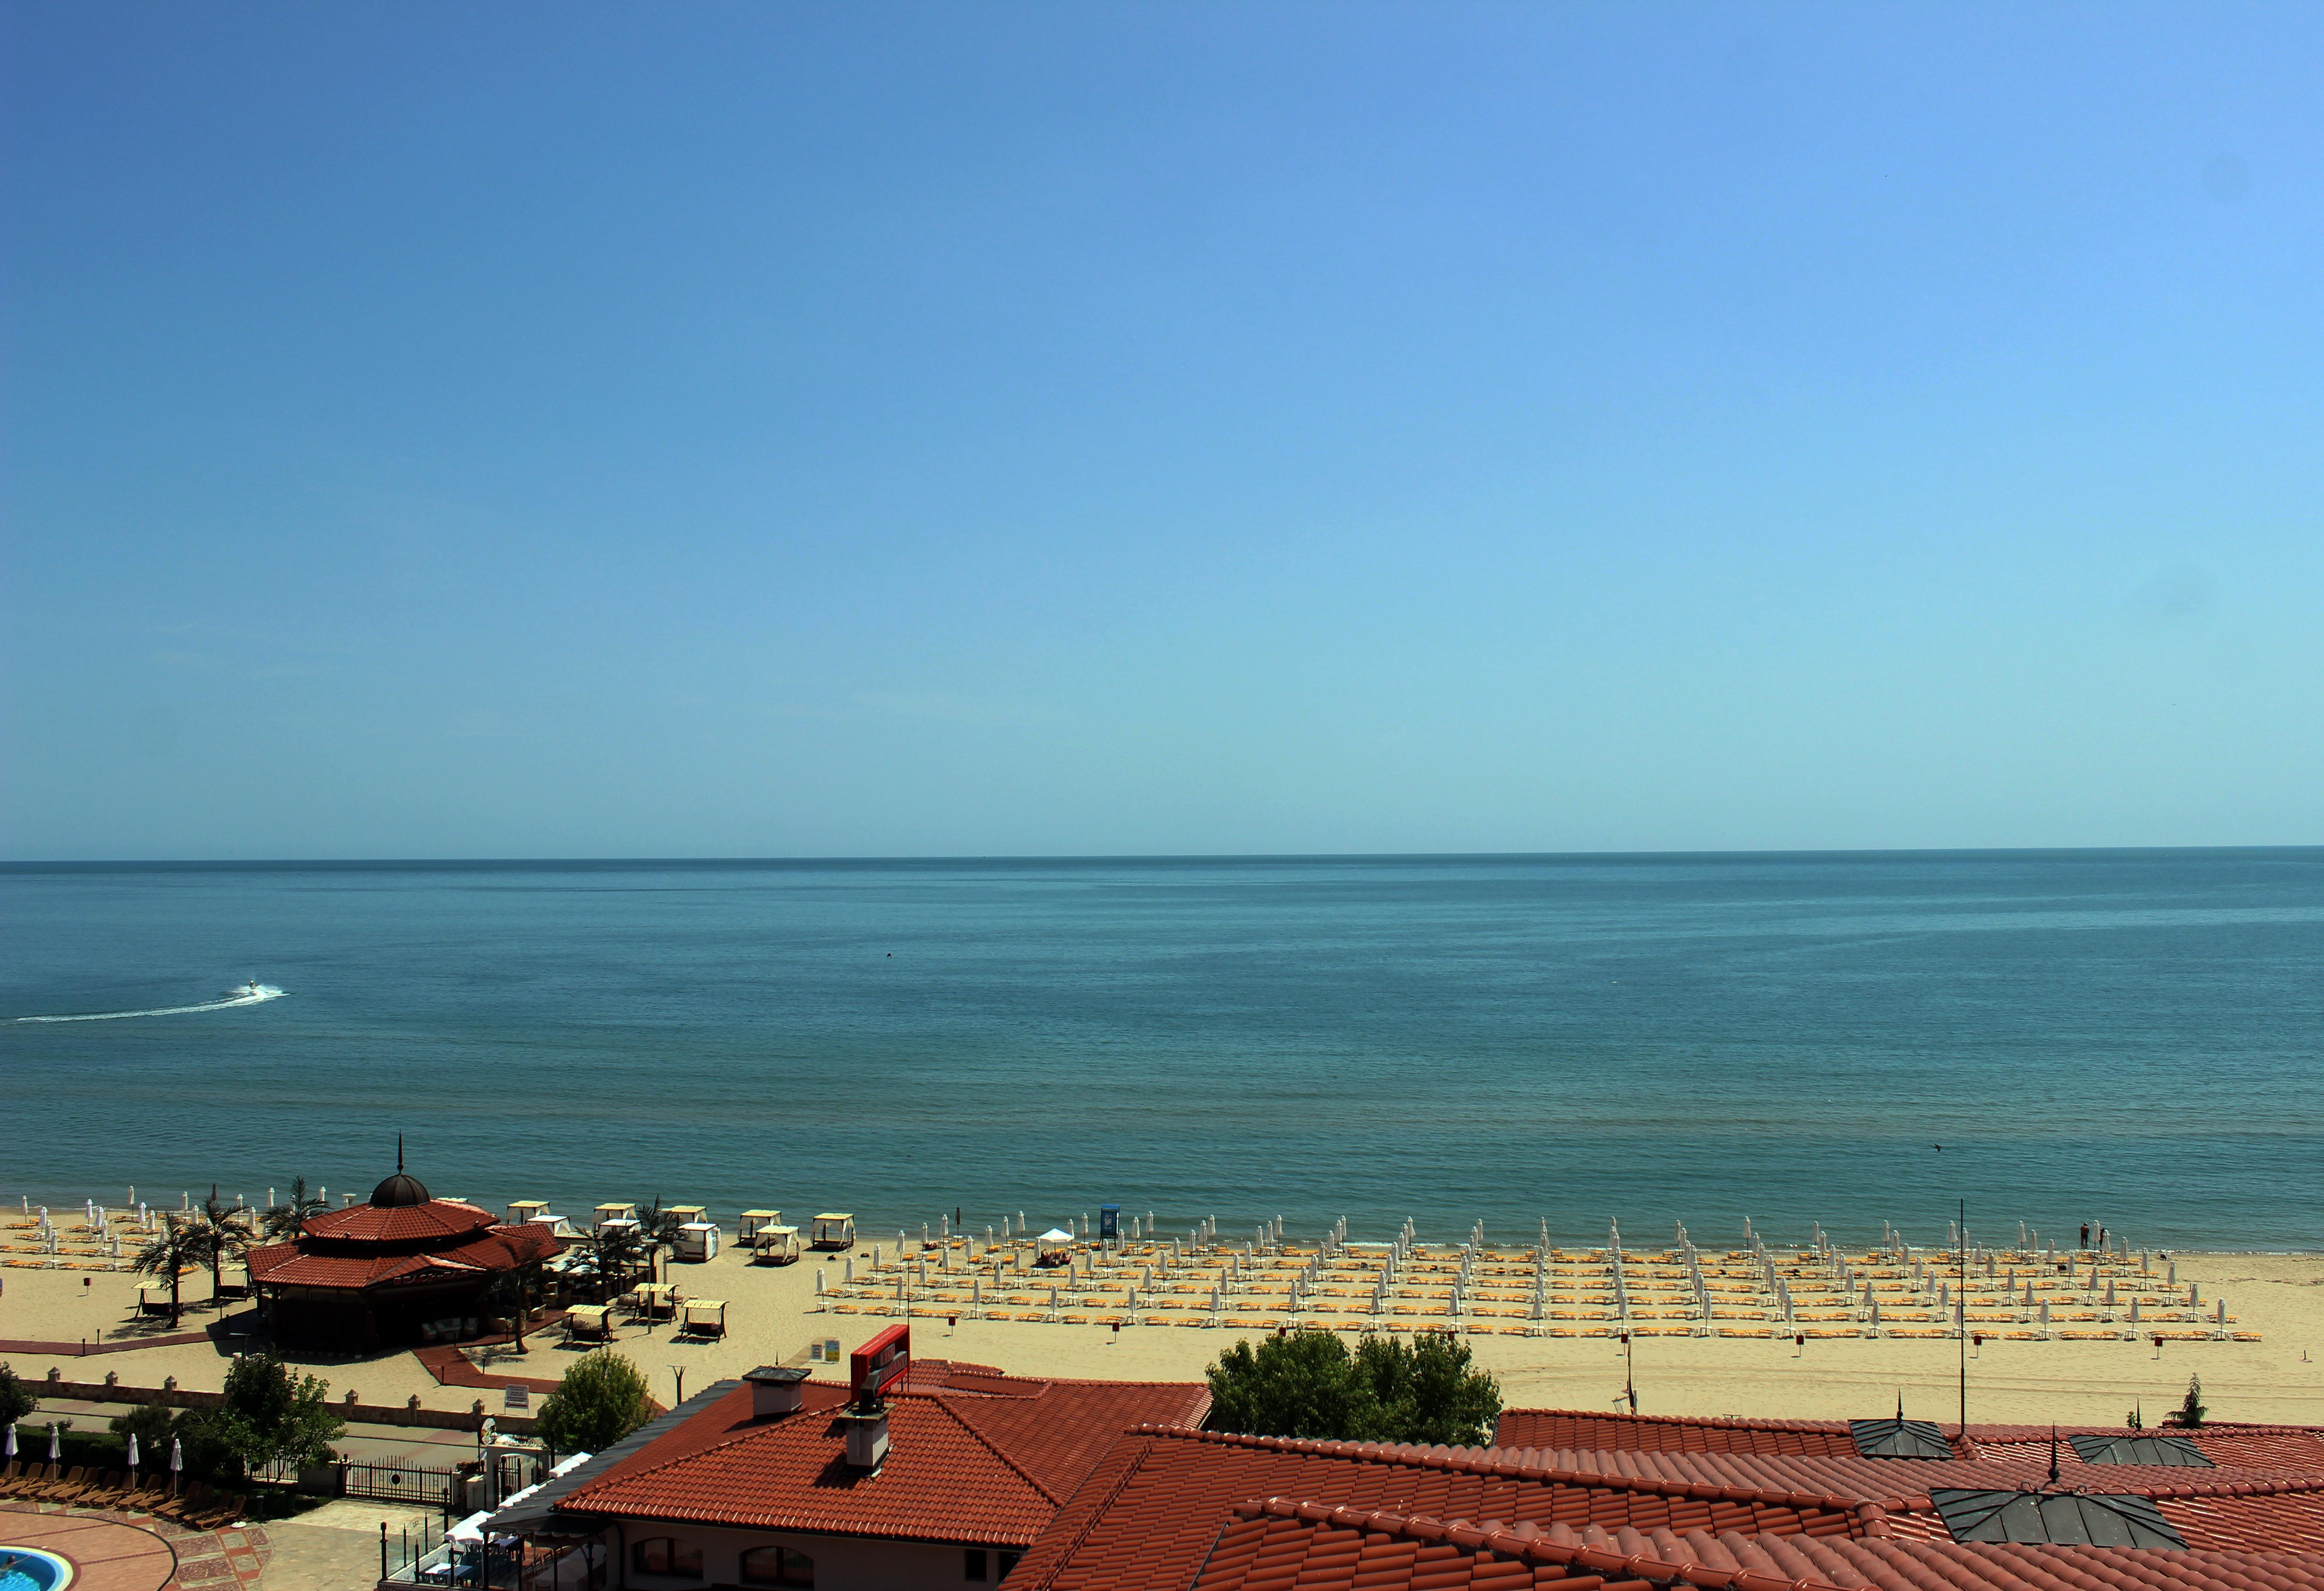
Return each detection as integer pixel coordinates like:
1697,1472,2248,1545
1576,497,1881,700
3,1421,182,1471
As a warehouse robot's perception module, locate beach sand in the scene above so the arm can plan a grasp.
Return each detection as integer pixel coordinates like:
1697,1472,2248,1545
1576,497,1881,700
6,1247,2318,1428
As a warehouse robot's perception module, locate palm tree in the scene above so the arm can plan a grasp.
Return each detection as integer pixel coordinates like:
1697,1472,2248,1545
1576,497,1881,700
188,1187,253,1307
637,1199,686,1285
261,1178,327,1243
486,1260,544,1353
131,1220,205,1326
584,1223,647,1301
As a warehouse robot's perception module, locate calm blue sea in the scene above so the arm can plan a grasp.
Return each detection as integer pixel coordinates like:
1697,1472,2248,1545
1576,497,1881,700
3,852,2319,1250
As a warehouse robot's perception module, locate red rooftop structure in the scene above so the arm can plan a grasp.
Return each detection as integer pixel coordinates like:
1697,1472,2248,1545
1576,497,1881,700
482,1360,1209,1591
1004,1409,2324,1591
247,1157,563,1349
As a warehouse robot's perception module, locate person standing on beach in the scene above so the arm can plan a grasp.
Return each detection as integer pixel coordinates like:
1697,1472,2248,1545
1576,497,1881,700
2081,1223,2091,1248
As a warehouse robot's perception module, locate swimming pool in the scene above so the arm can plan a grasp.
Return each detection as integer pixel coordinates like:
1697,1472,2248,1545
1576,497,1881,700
0,1547,72,1591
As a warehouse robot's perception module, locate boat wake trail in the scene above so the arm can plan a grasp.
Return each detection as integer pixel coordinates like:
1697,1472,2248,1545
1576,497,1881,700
16,984,286,1023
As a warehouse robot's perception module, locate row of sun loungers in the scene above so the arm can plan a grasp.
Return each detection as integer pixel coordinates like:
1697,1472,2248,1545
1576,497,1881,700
0,1462,246,1528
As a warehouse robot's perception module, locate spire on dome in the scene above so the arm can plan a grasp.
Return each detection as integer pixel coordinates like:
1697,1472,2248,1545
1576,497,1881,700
371,1139,430,1208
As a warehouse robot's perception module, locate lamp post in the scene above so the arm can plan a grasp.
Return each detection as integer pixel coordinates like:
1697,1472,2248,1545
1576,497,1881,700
1958,1198,1969,1438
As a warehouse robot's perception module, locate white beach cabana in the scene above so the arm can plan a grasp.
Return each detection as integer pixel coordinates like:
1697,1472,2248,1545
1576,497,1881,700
1034,1227,1076,1268
810,1214,856,1250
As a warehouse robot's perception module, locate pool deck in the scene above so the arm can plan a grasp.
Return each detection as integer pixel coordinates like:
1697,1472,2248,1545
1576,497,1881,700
0,1501,262,1591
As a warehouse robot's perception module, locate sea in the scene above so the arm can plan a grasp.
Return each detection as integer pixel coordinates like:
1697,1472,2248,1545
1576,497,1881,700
3,851,2319,1252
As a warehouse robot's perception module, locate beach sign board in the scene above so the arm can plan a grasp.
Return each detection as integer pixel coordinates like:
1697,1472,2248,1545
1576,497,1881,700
851,1322,910,1403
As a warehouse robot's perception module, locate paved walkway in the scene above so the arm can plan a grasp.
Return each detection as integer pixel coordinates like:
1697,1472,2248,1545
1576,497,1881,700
0,1497,266,1591
0,1333,211,1357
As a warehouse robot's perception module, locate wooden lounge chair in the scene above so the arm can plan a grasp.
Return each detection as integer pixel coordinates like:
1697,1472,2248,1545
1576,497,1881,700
30,1465,91,1502
116,1476,169,1513
186,1491,246,1529
148,1480,204,1523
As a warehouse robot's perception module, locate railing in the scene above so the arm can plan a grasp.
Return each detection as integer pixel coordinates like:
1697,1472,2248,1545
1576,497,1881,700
343,1459,461,1508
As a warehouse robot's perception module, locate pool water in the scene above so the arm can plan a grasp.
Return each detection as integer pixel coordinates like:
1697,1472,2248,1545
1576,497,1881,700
0,1548,70,1591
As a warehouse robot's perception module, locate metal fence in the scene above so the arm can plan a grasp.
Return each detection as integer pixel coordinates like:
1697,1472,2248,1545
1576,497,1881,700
342,1459,461,1508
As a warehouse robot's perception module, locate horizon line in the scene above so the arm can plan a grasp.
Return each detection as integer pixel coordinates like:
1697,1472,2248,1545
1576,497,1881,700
6,843,2321,870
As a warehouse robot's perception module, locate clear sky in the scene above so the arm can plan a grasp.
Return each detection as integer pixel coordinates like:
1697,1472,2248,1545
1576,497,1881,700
3,3,2318,859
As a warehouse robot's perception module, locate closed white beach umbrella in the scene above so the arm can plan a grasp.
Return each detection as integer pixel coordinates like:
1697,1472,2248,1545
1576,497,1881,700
3,1423,15,1459
127,1433,140,1470
48,1424,61,1462
171,1438,182,1472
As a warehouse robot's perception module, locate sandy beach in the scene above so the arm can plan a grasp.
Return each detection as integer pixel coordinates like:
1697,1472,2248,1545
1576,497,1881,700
6,1245,2318,1429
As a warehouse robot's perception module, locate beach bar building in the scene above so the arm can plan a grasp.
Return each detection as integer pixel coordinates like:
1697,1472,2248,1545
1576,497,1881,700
247,1158,564,1351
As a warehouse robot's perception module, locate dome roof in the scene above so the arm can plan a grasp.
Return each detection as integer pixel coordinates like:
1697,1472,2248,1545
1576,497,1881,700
371,1169,432,1208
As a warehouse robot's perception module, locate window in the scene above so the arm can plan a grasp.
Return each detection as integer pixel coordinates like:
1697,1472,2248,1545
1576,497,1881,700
631,1539,704,1579
739,1546,814,1588
964,1550,988,1582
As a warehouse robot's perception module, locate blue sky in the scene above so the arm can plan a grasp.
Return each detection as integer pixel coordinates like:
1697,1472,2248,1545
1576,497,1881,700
4,3,2318,859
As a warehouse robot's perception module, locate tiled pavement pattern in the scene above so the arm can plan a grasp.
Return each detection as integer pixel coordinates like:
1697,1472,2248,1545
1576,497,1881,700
0,1497,268,1591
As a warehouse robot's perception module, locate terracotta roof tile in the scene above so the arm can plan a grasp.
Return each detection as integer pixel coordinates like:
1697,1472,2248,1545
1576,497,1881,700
557,1376,1208,1549
1183,1499,2324,1591
246,1220,561,1290
1009,1427,1865,1591
1012,1412,2324,1591
301,1198,501,1243
1494,1410,1867,1458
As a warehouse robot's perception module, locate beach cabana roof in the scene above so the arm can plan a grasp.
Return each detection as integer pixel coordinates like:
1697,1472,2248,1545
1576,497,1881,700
1037,1228,1075,1243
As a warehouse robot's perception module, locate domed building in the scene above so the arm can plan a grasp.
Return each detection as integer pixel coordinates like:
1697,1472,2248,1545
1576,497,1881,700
248,1156,564,1350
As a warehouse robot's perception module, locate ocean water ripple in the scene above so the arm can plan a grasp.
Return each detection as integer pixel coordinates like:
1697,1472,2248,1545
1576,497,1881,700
2,851,2318,1249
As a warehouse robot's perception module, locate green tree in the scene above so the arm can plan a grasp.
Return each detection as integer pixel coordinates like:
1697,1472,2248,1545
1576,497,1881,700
261,1178,328,1243
209,1353,345,1480
485,1261,544,1354
0,1361,36,1428
535,1351,654,1453
188,1188,254,1306
1204,1330,1381,1440
109,1401,182,1450
637,1199,686,1284
1354,1332,1501,1446
2167,1375,2207,1428
585,1223,647,1300
131,1220,206,1326
1203,1330,1505,1446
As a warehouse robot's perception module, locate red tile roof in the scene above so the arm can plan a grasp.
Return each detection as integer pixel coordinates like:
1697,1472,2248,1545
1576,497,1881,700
1494,1410,1869,1458
556,1376,1210,1549
302,1198,502,1243
1008,1427,1866,1591
1185,1496,2324,1591
1008,1411,2324,1591
246,1219,561,1291
1964,1423,2324,1470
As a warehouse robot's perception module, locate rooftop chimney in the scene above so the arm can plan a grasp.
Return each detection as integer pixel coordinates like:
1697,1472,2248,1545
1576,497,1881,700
744,1365,810,1420
838,1405,890,1470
